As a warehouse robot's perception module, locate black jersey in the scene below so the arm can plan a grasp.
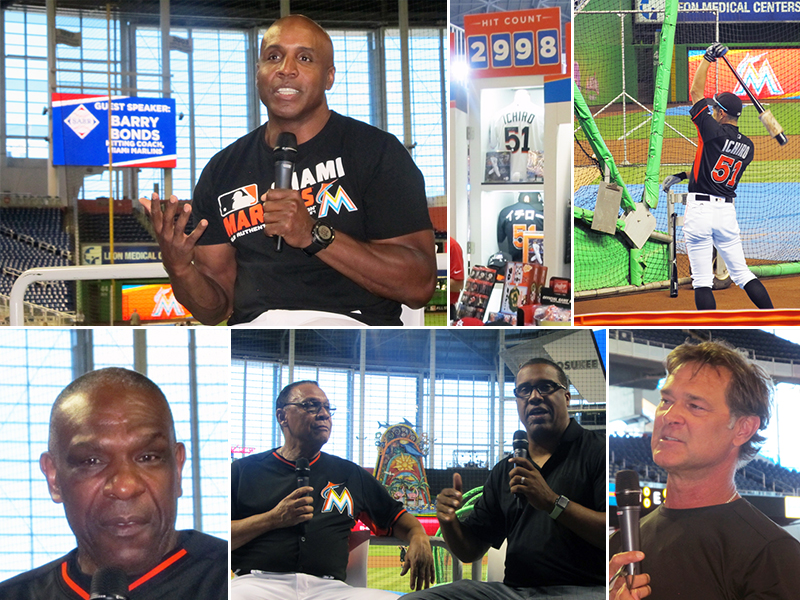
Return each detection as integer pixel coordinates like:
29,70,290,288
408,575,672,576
190,111,433,326
0,530,227,600
497,200,544,261
231,449,406,581
689,98,754,198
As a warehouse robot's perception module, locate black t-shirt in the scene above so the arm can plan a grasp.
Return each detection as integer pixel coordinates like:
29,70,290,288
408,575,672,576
611,499,800,600
191,111,433,325
689,98,754,198
496,200,544,261
460,419,605,588
0,530,227,600
231,449,406,581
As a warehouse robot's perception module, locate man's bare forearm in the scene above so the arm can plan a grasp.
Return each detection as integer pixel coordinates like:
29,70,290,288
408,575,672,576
691,60,711,105
393,511,429,544
166,263,232,325
555,501,607,549
438,518,491,564
231,513,277,551
316,230,436,308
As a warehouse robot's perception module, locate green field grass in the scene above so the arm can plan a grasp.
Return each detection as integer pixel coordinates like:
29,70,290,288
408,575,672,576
365,545,487,592
578,159,800,188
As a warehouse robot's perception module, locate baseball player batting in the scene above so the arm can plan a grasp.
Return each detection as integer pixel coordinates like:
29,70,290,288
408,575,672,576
662,42,773,311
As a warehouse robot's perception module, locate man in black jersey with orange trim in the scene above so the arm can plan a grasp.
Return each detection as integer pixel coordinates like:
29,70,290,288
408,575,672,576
231,380,434,600
0,368,227,600
662,42,773,311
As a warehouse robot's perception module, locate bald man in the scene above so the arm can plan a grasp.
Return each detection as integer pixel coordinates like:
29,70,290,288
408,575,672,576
141,14,436,327
0,368,227,600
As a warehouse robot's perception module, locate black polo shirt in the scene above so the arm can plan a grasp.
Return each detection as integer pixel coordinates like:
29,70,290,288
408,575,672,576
461,419,605,588
231,449,406,581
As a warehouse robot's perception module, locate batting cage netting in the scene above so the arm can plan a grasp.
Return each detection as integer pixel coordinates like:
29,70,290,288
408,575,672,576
574,1,800,296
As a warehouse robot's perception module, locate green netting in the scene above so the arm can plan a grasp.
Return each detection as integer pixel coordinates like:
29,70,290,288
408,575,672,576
575,2,800,294
575,220,670,292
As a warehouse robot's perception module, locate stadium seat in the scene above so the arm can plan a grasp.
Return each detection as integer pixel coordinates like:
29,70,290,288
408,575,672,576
401,305,425,326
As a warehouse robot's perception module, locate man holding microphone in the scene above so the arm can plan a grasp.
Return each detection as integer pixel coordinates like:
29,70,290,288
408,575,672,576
403,358,605,599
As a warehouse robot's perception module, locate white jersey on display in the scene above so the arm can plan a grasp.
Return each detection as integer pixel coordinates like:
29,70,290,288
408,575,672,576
488,90,544,181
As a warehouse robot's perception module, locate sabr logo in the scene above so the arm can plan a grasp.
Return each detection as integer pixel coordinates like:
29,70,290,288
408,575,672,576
65,104,100,139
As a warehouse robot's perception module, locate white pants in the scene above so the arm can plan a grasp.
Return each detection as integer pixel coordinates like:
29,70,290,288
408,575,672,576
683,198,757,289
231,572,400,600
235,310,368,327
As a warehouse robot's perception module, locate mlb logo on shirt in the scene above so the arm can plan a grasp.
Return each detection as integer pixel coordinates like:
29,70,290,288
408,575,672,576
218,184,258,218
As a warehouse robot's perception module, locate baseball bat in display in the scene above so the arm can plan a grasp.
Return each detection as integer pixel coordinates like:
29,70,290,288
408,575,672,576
720,54,788,146
670,211,678,298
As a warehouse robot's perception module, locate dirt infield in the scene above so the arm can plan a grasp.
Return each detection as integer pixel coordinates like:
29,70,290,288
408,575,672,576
575,273,800,314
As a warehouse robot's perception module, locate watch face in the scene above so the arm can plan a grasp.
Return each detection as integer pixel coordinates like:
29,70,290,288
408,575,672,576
317,224,333,242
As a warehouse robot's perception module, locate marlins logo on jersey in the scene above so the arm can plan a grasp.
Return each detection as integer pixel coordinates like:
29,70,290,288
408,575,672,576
321,481,354,518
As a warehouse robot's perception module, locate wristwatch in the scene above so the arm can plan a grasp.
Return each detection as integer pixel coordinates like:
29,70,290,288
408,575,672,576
303,220,335,256
549,495,569,520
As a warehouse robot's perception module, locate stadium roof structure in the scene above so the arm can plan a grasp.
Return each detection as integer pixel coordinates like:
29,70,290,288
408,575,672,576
0,0,446,29
610,329,800,389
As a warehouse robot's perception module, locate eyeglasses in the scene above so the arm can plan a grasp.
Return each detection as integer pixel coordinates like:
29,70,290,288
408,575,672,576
513,380,566,399
282,400,336,416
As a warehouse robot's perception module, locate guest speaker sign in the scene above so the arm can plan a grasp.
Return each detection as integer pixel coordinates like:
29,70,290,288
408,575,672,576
52,93,177,168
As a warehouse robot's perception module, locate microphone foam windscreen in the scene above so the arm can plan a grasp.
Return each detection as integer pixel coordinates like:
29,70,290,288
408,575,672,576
90,567,128,599
615,470,642,508
296,457,309,471
274,132,298,159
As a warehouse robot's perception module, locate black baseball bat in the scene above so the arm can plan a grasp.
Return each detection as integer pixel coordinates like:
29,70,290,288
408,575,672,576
670,211,678,298
720,54,788,146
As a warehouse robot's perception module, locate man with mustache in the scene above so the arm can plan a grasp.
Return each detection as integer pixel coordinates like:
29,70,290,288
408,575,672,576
0,367,227,599
403,358,605,599
611,340,800,599
231,380,434,599
141,14,436,327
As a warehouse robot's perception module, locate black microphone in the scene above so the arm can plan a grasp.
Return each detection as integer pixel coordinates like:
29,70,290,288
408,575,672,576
296,457,311,536
89,567,128,600
273,131,298,252
615,470,642,582
512,430,528,511
296,457,310,489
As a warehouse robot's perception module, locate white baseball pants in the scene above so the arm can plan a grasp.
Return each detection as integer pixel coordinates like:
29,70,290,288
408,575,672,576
683,197,757,289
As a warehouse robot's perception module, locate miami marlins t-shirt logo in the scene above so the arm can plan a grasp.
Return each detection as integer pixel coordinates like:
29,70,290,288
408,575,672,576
321,481,354,518
217,184,265,240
